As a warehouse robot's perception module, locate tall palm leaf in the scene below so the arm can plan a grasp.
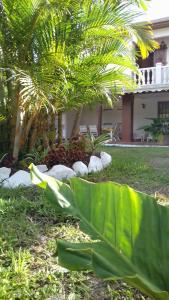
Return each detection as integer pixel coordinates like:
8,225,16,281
0,0,157,159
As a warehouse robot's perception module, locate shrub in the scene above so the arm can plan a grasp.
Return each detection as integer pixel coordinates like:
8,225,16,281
43,145,68,168
86,132,110,153
43,136,88,168
139,117,169,140
67,135,87,165
0,153,15,168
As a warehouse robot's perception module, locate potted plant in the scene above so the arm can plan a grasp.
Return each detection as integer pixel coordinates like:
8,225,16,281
139,118,169,145
162,120,169,145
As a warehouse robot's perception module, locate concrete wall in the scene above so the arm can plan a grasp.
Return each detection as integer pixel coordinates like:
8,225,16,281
154,27,169,39
65,92,169,139
66,110,77,138
102,102,122,125
65,102,123,138
133,92,169,137
80,106,99,126
66,106,103,138
80,102,122,128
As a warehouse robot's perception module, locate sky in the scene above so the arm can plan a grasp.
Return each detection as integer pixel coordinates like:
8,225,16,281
145,0,169,21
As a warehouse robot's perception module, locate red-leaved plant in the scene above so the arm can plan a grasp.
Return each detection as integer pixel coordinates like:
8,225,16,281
0,153,15,168
43,135,89,168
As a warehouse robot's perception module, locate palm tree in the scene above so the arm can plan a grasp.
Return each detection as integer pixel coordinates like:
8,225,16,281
0,0,157,161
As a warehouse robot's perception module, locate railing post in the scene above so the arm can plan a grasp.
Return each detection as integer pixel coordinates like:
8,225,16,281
156,62,162,84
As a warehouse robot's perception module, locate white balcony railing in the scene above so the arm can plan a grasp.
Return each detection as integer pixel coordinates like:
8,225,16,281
133,64,169,89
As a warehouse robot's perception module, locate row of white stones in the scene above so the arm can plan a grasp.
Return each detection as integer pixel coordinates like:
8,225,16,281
0,152,112,189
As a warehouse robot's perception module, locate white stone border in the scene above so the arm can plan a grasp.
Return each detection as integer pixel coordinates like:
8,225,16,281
0,152,112,189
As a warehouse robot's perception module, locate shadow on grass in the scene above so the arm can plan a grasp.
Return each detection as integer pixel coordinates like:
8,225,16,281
0,187,66,249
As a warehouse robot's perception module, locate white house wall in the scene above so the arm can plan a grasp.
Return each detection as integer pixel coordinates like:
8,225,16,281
66,106,101,138
66,103,122,138
102,106,122,125
80,104,122,128
133,92,169,136
80,106,99,126
66,110,77,138
154,27,169,39
66,93,169,139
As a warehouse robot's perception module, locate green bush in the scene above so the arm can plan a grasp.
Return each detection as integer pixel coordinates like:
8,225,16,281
140,118,169,140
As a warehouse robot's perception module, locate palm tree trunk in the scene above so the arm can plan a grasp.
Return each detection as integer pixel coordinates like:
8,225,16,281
29,126,38,151
20,110,39,150
43,132,50,150
71,107,83,137
6,70,16,151
12,106,25,161
98,105,103,135
0,75,5,104
58,112,63,144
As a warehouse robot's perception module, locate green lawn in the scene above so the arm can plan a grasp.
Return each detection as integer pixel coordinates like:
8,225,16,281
88,146,169,199
1,147,169,299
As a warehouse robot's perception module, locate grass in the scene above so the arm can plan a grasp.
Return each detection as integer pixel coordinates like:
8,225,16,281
88,146,169,199
0,188,92,299
0,188,145,300
1,146,169,299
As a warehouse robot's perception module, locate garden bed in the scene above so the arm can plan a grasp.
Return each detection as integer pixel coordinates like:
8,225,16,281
0,135,112,189
1,147,169,299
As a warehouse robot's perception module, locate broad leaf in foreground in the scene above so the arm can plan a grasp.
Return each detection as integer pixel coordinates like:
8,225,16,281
30,164,169,300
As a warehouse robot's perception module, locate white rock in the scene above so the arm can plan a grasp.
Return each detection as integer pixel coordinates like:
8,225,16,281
100,151,112,167
36,164,48,173
46,165,76,180
88,156,103,173
2,170,33,188
72,161,88,176
0,167,11,183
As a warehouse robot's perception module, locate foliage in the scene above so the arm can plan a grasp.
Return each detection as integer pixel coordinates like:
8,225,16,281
0,0,158,160
0,114,5,122
86,132,110,154
68,135,87,153
1,146,169,299
67,137,87,166
140,118,169,139
1,185,147,300
43,135,88,168
21,148,48,167
43,145,68,168
0,153,15,167
31,164,169,300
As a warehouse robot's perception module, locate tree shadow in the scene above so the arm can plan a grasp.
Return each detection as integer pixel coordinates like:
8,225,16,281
0,187,65,250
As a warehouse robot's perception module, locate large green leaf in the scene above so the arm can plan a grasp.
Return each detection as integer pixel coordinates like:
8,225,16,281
30,164,169,300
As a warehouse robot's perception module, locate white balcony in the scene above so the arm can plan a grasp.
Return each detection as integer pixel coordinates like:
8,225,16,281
133,63,169,93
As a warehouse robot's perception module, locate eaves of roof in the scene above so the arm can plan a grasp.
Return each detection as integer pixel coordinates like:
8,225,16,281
125,84,169,95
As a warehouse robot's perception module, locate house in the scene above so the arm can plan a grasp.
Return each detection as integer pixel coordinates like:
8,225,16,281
62,16,169,142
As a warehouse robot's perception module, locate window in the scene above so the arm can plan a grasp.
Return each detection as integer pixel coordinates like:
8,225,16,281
154,41,168,66
158,102,169,118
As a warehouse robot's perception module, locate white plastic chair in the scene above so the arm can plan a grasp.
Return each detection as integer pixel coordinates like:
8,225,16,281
89,125,98,137
111,123,121,142
79,125,88,136
146,133,153,142
102,123,113,140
